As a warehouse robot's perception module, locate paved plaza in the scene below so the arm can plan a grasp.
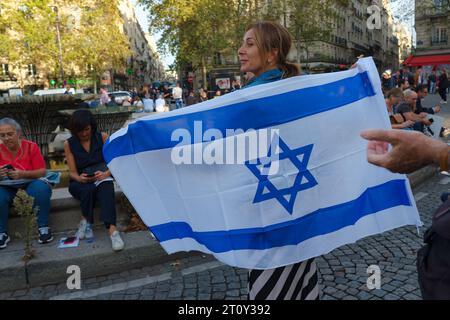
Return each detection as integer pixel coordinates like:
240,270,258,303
1,93,449,301
0,168,446,300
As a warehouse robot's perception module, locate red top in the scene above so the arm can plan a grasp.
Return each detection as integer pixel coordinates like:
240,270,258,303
0,140,46,171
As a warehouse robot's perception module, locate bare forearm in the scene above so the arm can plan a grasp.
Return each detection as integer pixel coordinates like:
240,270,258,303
21,169,46,179
69,171,81,182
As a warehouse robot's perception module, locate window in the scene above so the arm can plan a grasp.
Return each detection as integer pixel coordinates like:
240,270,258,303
433,27,447,43
27,64,36,76
434,0,449,10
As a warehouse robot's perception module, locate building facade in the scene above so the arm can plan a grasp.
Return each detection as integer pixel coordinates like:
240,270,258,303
395,23,413,63
415,0,450,56
116,0,166,90
0,0,166,96
189,0,408,92
294,0,405,73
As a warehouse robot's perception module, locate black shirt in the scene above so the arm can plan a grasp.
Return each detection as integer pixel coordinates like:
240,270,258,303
415,98,435,115
68,132,106,176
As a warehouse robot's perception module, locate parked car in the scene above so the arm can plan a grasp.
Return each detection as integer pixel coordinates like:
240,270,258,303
33,88,84,96
33,88,66,96
108,91,133,104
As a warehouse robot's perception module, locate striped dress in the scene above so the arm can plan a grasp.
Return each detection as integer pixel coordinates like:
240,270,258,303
248,258,320,300
243,69,321,301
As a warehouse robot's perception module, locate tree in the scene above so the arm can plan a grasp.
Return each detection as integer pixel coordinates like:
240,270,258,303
140,0,284,88
140,0,237,89
0,0,131,90
140,0,349,87
0,0,60,86
63,0,131,92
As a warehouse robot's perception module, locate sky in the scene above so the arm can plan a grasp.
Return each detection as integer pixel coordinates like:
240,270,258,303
131,0,175,69
131,0,415,69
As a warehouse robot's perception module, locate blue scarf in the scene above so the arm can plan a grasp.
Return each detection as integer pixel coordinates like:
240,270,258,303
243,69,283,88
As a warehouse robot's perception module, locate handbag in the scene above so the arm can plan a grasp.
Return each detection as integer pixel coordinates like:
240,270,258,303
389,113,406,125
417,199,450,299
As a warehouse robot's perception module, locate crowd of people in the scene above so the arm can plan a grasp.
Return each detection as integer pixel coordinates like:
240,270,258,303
382,69,447,137
0,111,124,253
381,67,449,104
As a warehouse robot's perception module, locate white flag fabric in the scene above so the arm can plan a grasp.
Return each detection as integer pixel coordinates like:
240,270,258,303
104,58,422,269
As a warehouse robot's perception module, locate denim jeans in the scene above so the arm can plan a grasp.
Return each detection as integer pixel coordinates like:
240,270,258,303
175,98,183,109
0,180,52,233
429,82,436,94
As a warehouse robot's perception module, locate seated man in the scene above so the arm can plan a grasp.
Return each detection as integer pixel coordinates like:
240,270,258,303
385,88,414,130
0,118,53,249
415,84,441,115
396,89,432,132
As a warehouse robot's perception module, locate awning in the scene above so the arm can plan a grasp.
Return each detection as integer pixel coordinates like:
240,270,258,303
403,54,450,66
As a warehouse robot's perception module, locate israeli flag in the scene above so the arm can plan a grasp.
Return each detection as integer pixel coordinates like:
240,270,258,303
104,58,421,269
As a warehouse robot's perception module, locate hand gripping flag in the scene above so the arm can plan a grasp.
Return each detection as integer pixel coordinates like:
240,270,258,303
104,58,422,269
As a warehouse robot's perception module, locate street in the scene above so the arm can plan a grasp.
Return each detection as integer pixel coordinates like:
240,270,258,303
0,93,449,301
0,171,444,301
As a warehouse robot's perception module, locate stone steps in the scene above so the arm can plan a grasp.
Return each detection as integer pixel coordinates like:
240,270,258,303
7,184,129,238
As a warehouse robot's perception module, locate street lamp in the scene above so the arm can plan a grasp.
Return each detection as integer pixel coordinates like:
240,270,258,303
50,5,64,84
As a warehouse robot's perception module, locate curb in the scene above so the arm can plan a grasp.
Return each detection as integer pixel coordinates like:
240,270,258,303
407,165,439,190
0,231,199,293
0,165,438,293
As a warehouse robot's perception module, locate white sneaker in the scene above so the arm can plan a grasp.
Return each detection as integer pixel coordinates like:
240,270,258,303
110,231,124,251
77,220,87,240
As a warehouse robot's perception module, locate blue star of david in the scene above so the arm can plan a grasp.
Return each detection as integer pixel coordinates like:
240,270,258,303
245,136,318,214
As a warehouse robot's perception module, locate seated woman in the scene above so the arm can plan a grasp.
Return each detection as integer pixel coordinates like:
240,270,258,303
64,110,124,251
0,118,53,249
385,88,414,130
155,94,169,112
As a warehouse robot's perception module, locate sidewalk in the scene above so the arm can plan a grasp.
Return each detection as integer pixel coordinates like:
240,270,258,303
1,167,445,300
0,164,440,294
1,93,447,296
0,184,193,292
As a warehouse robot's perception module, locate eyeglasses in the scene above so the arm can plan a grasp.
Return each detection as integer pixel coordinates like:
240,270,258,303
0,131,16,139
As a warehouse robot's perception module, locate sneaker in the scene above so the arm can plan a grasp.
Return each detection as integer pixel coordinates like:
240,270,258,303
0,233,10,249
441,193,450,203
85,223,94,240
110,231,124,251
77,219,87,240
38,227,54,244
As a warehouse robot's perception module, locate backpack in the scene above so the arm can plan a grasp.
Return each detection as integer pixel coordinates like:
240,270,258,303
417,199,450,300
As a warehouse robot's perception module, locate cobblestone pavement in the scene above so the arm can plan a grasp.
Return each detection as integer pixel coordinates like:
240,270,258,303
1,171,447,301
1,93,448,301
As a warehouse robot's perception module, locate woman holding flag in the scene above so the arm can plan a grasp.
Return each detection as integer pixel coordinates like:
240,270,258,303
238,21,320,300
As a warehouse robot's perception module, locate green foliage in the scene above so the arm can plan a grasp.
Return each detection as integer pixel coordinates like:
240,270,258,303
63,0,131,79
1,0,131,83
13,189,38,263
140,0,348,71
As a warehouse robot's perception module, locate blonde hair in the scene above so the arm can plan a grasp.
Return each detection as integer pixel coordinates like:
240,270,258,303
246,21,300,78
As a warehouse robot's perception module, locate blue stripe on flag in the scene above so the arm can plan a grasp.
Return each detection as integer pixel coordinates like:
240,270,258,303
150,179,411,253
104,71,375,162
